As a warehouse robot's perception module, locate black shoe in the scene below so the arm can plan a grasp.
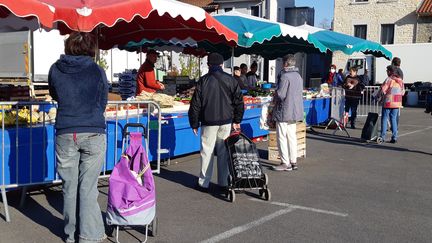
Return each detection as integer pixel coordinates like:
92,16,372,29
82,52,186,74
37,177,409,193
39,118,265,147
350,124,356,129
291,163,298,170
390,139,397,144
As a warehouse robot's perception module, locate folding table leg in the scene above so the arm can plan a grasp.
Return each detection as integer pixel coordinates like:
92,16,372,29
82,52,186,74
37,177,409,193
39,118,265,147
19,186,28,208
1,187,10,222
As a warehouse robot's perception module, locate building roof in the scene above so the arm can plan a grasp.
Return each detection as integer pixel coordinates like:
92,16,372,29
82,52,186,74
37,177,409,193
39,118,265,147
178,0,218,12
417,0,432,16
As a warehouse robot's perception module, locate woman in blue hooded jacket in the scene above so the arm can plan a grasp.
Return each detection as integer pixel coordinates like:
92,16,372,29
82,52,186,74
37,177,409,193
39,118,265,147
48,32,108,243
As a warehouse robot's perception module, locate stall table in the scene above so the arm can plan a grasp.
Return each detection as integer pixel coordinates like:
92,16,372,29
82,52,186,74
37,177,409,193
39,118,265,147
1,98,329,186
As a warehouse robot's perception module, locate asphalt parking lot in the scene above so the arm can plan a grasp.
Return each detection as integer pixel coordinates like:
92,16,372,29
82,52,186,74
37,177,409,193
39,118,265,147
1,107,432,243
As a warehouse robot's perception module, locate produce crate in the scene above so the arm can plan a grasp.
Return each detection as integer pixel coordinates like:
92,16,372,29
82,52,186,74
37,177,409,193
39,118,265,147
268,147,279,162
267,121,306,161
0,85,31,101
268,130,277,147
296,122,306,158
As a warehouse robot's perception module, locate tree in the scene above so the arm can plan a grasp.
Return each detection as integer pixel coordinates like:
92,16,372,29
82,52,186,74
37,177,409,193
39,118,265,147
97,50,109,71
179,54,201,80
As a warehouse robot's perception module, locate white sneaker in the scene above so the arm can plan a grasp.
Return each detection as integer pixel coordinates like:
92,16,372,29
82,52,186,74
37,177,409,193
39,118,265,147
272,163,292,171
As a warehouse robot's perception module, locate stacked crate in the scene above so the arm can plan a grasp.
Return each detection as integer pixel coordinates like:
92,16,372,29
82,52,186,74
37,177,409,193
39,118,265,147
267,122,306,161
0,85,30,101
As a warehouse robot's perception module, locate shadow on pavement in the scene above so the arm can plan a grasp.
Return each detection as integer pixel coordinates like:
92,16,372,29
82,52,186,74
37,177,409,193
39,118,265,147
156,167,198,190
10,189,64,240
308,130,432,156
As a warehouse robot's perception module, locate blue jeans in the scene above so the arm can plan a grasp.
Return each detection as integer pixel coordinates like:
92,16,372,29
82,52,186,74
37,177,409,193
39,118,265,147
345,98,359,125
380,108,399,141
56,133,106,243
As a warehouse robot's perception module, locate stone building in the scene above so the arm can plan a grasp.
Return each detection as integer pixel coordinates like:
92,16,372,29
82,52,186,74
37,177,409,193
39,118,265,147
332,0,432,69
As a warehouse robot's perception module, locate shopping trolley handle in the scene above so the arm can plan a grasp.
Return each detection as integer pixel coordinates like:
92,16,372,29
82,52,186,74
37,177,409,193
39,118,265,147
123,123,146,139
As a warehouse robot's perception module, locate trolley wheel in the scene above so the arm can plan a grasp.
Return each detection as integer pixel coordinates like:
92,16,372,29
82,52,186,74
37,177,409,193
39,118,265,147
149,217,158,237
228,190,236,203
264,188,271,201
106,225,115,237
259,189,264,197
264,173,269,185
377,137,384,144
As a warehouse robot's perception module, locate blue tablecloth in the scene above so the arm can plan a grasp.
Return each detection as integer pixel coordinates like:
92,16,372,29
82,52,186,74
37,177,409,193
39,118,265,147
0,98,329,186
303,98,330,126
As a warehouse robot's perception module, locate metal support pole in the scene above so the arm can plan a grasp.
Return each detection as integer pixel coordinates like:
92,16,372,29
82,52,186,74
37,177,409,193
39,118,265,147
198,58,201,77
231,47,235,74
1,109,10,222
110,49,113,83
140,47,143,65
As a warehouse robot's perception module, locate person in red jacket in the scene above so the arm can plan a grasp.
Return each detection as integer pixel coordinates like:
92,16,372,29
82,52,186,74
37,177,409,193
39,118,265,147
136,49,165,95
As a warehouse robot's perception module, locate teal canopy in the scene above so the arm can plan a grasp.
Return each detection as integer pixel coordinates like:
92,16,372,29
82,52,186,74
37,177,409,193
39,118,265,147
299,24,392,60
210,11,328,59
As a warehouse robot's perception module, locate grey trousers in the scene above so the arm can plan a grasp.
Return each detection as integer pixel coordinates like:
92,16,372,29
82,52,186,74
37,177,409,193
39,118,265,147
198,124,232,188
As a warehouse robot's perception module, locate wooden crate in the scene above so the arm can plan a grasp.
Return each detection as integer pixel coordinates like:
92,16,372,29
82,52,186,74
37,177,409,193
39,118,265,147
268,146,279,162
268,130,277,147
297,122,306,158
267,122,306,161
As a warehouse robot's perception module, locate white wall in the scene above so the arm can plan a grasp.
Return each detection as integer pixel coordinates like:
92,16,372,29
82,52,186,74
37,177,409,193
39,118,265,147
33,30,65,81
106,49,141,82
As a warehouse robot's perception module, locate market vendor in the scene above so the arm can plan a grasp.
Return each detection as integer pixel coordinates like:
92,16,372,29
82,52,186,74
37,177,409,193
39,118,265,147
136,49,165,95
322,64,343,87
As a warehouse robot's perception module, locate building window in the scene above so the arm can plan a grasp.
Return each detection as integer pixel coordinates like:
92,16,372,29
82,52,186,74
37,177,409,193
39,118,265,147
224,7,232,13
381,24,394,44
354,25,367,39
250,6,260,17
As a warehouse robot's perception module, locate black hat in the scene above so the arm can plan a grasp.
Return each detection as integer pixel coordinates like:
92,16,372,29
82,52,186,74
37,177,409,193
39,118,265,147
147,49,161,56
207,52,224,66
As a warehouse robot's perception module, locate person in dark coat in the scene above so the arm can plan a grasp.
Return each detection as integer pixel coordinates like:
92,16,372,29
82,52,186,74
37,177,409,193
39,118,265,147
323,64,343,87
343,66,364,129
188,52,244,192
246,61,259,88
239,63,248,89
233,66,247,90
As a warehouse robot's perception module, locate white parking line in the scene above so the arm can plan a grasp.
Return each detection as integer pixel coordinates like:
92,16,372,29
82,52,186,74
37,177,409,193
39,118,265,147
200,208,294,243
253,199,348,217
201,200,348,243
398,126,432,137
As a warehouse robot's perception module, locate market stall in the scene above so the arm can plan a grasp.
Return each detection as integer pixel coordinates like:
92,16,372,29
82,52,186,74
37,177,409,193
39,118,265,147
0,93,330,184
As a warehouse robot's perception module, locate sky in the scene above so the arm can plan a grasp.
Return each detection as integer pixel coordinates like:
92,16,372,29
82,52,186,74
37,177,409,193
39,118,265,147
295,0,334,28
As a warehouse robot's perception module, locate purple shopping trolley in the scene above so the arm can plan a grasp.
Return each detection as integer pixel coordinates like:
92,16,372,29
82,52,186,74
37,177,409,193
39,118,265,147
106,123,157,243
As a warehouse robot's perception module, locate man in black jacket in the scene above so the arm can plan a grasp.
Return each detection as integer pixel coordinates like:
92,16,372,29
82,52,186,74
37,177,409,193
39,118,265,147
188,52,244,192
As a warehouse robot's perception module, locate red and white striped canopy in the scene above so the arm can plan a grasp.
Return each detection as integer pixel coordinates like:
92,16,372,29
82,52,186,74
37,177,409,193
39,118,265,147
0,0,238,49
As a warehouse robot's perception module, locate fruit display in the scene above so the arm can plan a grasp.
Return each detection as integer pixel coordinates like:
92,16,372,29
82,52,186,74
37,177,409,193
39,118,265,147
105,104,147,118
302,88,331,99
0,106,56,126
243,96,262,104
174,86,195,104
174,97,192,104
0,105,12,110
136,91,175,108
246,88,273,97
303,89,320,99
